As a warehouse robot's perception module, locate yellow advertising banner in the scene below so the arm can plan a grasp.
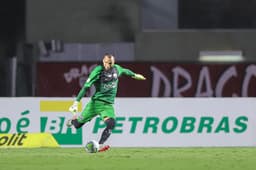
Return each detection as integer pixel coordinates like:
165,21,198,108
0,133,59,148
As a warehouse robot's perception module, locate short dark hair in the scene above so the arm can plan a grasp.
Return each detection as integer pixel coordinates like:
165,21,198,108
104,53,114,58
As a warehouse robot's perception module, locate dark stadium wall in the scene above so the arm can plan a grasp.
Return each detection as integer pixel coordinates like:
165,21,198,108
0,1,25,96
135,30,256,62
26,0,139,43
179,0,256,29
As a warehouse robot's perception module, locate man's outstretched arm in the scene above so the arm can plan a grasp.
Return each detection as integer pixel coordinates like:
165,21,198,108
132,73,146,80
116,64,146,80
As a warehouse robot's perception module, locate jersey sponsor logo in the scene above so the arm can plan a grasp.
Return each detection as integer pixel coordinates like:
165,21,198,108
103,81,117,90
113,73,117,79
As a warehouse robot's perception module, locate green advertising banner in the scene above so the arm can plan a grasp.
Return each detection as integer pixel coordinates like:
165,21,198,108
0,97,255,147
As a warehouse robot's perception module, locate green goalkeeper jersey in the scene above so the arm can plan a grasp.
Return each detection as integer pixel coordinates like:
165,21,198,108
75,64,135,104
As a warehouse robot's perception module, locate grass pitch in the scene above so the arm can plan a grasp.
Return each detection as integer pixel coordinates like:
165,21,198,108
1,147,256,170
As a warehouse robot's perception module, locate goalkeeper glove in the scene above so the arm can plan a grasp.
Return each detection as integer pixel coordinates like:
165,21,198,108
69,101,79,115
133,74,146,80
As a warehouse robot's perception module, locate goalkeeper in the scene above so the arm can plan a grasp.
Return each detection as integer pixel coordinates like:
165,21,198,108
67,54,146,152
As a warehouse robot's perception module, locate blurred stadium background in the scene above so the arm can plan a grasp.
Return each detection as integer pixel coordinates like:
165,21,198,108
2,2,256,169
1,0,256,97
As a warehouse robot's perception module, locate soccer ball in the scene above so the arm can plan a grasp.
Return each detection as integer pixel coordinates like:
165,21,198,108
85,140,99,153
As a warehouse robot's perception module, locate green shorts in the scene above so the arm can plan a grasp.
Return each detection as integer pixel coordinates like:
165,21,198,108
77,100,115,123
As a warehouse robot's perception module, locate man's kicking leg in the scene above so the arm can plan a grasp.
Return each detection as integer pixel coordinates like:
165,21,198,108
98,117,115,152
66,115,85,128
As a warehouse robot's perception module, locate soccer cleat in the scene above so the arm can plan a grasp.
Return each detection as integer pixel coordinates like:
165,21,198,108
98,145,110,152
66,119,73,127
